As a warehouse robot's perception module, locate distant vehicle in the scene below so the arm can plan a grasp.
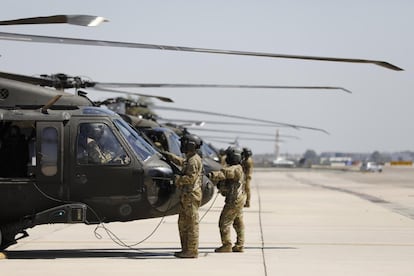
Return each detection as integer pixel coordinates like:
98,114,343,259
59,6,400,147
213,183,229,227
272,157,295,168
360,162,383,172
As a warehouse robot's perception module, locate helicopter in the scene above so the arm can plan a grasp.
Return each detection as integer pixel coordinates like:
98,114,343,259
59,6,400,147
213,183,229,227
0,71,337,251
0,14,402,250
0,76,222,250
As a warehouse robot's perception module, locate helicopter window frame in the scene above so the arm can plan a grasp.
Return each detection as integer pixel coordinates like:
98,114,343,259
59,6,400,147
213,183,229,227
114,119,157,162
76,122,131,166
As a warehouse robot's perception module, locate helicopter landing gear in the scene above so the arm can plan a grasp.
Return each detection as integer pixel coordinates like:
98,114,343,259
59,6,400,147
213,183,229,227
0,225,29,250
0,226,16,250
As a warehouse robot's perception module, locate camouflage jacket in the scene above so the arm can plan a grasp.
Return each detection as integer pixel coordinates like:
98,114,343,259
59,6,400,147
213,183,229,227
209,164,245,205
165,151,203,193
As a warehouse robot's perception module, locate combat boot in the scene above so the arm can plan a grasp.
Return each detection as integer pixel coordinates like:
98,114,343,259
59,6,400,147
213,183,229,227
174,251,198,258
232,245,244,252
214,244,232,253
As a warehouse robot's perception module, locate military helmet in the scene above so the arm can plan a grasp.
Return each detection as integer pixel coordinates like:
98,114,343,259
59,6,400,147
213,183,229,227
82,123,104,140
180,133,203,153
242,147,253,159
225,146,242,165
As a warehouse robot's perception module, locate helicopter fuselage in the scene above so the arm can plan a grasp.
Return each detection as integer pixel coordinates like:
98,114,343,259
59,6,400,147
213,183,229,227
0,106,215,249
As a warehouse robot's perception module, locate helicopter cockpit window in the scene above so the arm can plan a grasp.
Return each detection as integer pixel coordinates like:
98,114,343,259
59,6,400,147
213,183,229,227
40,127,58,176
202,143,219,161
77,123,130,165
167,131,182,156
114,119,157,161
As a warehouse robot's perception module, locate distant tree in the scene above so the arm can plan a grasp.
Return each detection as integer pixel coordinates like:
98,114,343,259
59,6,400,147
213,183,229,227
370,151,384,163
302,149,319,166
304,149,318,160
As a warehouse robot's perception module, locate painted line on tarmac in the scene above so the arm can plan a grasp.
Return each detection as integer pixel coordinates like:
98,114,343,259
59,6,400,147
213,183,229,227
287,174,414,220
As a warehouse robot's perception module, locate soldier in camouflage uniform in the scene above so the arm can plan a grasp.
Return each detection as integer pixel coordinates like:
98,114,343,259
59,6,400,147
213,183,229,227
163,133,203,258
208,146,246,253
241,147,253,208
80,123,113,164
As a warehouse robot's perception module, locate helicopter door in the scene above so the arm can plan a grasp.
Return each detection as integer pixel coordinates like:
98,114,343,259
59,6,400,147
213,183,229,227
70,122,135,199
35,122,64,199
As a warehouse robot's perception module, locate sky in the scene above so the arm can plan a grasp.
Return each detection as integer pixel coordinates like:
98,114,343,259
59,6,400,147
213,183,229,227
1,0,413,155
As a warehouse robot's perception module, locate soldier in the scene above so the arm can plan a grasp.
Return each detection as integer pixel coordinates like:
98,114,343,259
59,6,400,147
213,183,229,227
218,148,227,166
241,147,253,208
208,146,246,253
163,133,203,258
79,123,112,164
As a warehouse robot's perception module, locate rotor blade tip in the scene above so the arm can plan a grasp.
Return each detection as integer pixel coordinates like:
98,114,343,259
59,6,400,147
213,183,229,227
158,97,174,103
376,61,404,71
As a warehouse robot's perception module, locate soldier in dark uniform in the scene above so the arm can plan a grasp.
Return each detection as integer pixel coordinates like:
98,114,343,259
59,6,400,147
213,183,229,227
241,147,253,208
208,146,246,253
163,134,203,258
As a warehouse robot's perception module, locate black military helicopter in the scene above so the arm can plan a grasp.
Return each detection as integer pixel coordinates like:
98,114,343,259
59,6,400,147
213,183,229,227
0,14,402,250
0,76,219,250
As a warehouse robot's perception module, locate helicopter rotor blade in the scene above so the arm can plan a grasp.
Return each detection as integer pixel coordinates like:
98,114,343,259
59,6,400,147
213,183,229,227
0,31,402,71
154,117,301,138
90,87,174,103
96,83,352,93
0,71,350,95
153,105,329,134
202,136,286,143
159,117,304,132
186,127,298,139
0,71,174,102
0,70,54,86
0,15,108,27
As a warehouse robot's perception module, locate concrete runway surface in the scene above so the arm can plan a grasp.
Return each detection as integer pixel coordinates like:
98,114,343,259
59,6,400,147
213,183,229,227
1,167,414,276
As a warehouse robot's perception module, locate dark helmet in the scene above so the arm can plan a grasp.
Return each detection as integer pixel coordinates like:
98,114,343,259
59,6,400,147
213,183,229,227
225,146,242,165
82,123,104,140
242,147,253,159
180,133,203,153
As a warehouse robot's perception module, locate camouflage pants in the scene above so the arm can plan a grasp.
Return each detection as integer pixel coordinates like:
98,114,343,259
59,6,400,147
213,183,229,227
218,196,246,247
178,188,202,254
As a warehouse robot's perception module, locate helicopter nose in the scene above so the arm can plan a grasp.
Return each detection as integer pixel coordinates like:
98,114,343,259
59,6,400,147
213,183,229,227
145,162,177,213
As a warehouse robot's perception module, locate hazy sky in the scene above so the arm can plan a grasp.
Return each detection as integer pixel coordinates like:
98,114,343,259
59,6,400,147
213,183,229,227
1,1,413,154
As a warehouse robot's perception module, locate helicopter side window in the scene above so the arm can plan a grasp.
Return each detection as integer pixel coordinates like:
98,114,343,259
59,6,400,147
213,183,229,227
77,123,130,165
40,127,58,176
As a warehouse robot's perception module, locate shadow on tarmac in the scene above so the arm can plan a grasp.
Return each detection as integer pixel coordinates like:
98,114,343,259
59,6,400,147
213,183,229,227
2,246,296,259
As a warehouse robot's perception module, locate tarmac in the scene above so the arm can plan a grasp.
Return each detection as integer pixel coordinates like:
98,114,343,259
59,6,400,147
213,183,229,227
1,167,414,276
